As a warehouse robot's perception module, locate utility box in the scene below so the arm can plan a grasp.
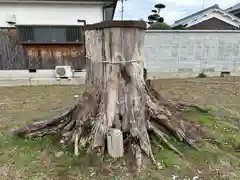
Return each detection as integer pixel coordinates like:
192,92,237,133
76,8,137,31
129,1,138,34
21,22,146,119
107,128,124,158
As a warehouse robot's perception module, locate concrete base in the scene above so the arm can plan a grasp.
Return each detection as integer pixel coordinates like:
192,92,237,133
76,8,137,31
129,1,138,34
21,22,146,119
0,78,86,87
0,69,240,87
0,69,86,86
0,69,86,79
147,71,240,79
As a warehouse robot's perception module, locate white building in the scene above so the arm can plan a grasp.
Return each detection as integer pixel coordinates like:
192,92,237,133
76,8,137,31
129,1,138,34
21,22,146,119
0,0,118,27
0,0,118,71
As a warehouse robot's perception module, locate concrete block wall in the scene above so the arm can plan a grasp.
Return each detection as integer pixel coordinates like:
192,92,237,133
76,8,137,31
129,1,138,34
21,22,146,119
144,30,240,78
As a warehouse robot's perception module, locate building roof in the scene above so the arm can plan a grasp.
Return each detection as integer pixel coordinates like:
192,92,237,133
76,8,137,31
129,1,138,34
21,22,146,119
225,3,240,13
172,4,240,28
174,4,219,25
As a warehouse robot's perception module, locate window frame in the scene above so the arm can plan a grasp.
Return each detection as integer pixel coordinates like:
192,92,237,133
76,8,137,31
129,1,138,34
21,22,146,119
16,25,85,45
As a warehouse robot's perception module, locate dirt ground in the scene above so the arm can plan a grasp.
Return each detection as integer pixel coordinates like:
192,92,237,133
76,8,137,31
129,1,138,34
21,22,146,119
0,77,239,180
153,77,240,127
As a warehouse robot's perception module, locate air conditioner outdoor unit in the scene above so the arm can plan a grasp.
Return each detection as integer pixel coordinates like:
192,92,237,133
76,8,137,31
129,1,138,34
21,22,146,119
55,66,73,80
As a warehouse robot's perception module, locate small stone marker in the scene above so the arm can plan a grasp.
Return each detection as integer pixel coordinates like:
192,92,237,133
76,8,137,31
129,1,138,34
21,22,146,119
107,128,124,158
55,151,64,158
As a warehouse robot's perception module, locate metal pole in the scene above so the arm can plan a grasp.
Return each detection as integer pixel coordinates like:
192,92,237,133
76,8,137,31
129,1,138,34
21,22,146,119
121,0,124,20
119,0,127,20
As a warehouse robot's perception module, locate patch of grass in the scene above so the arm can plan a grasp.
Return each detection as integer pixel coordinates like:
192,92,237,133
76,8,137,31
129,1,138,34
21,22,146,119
0,84,239,179
0,133,108,179
184,108,215,126
1,108,234,180
184,108,240,157
146,109,240,179
0,134,54,179
197,72,207,78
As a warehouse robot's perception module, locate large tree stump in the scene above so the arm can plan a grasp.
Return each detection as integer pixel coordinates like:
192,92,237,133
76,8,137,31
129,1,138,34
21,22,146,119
84,21,152,160
13,21,203,175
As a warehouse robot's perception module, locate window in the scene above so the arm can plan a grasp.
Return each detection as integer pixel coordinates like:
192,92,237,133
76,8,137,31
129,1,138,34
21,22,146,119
34,27,51,43
18,26,34,42
66,27,82,42
51,27,66,43
17,25,84,44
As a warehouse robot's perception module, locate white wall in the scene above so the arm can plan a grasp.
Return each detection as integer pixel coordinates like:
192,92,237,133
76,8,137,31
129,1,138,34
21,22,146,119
0,2,103,27
144,30,240,74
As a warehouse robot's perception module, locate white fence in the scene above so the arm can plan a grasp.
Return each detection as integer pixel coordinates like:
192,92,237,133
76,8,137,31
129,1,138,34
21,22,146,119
144,30,240,78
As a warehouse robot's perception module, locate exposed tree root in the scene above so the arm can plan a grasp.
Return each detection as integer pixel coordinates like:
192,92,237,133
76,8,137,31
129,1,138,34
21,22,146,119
12,77,205,174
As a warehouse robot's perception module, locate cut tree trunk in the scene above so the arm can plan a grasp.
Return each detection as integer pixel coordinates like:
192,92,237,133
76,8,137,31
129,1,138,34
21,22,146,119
13,21,204,175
